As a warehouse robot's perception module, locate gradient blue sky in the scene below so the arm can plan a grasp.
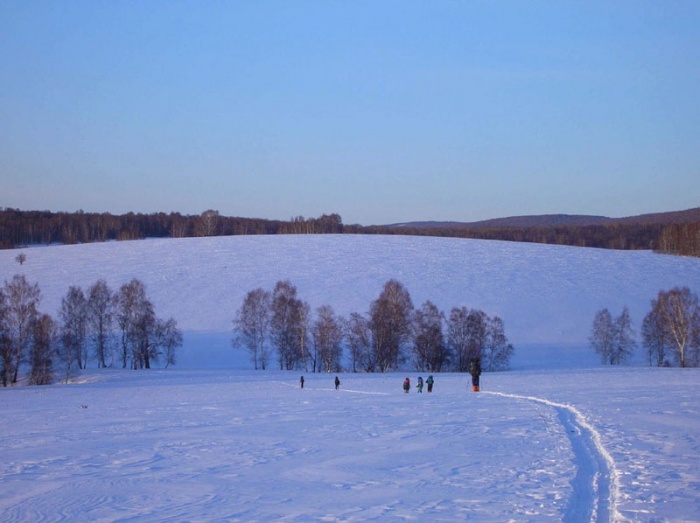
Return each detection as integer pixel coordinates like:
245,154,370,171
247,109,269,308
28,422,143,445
2,1,698,225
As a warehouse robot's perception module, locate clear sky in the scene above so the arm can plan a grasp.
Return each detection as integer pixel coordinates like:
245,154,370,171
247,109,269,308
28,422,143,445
1,1,698,225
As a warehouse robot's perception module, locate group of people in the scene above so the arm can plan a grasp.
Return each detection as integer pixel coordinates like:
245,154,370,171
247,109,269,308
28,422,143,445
299,359,481,394
299,375,340,390
402,375,434,393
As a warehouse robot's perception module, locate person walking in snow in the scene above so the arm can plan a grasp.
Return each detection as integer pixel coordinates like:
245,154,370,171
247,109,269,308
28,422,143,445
334,376,340,390
469,357,481,392
416,376,424,393
403,377,410,393
300,375,304,389
426,375,434,393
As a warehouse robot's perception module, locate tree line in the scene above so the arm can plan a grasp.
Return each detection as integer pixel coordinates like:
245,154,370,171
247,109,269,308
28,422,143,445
0,209,346,248
364,222,700,256
590,286,700,367
0,275,182,386
233,279,514,374
656,223,700,257
2,207,698,257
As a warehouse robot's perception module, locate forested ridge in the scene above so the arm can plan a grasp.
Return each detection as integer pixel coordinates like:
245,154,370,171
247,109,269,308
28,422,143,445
1,207,698,257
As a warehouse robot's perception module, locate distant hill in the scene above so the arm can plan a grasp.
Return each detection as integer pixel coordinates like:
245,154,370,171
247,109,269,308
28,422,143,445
388,207,700,229
2,207,698,256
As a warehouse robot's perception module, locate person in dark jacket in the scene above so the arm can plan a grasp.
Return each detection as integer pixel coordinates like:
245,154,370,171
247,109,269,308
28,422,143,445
334,376,340,390
403,377,410,393
469,358,481,392
300,375,304,388
426,375,434,393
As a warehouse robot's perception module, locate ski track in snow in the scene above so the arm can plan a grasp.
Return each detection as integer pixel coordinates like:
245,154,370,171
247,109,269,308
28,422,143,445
486,391,622,523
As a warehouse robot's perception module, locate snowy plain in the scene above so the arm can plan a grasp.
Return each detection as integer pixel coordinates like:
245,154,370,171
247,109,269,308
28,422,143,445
1,235,700,522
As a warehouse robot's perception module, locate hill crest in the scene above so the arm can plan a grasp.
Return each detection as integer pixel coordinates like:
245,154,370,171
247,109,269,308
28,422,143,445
388,207,700,229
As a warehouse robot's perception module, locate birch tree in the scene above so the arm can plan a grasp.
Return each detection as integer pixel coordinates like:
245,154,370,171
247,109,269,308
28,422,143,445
115,279,156,369
234,288,271,370
369,279,414,372
29,313,57,386
411,300,448,372
650,287,700,367
642,303,671,366
86,280,114,368
153,317,182,369
447,307,470,372
482,315,515,371
1,275,41,386
312,305,344,373
345,312,372,372
59,286,88,370
612,306,636,365
270,280,309,370
590,308,615,364
590,307,636,365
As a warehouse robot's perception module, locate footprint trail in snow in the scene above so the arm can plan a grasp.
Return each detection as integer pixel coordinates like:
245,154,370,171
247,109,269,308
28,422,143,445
485,391,623,523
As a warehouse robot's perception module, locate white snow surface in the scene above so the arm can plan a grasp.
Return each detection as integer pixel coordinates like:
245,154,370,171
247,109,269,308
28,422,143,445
2,235,700,522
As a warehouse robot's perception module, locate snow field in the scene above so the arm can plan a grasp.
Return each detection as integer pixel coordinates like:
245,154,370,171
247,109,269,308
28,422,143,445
2,234,700,521
0,371,575,522
2,368,700,522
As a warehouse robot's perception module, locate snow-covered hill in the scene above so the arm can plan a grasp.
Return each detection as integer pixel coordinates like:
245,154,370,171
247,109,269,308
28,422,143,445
2,235,700,369
3,236,700,521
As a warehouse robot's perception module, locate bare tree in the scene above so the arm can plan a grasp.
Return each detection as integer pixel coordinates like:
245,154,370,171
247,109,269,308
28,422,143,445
369,279,414,372
482,315,515,371
411,300,448,371
1,275,41,386
590,308,614,364
271,280,296,370
59,286,88,370
465,310,488,363
15,252,26,265
270,280,308,370
589,307,635,365
115,279,156,369
29,313,57,386
86,280,114,368
297,301,312,371
649,287,700,368
312,305,344,373
196,210,220,237
447,307,470,372
132,300,157,370
447,307,513,372
345,312,372,372
642,304,671,366
153,317,182,369
447,308,488,371
612,306,636,365
234,288,272,370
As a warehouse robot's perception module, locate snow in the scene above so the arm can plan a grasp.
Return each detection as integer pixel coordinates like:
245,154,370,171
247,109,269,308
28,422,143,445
1,235,700,521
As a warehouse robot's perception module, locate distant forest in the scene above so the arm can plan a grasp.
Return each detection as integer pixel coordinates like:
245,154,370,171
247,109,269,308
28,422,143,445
1,207,698,258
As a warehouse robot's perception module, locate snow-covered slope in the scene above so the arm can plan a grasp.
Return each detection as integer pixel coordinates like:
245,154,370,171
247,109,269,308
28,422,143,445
2,235,699,369
2,368,699,522
2,236,700,522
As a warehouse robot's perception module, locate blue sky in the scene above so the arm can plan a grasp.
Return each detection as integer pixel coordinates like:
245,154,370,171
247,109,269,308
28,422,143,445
1,1,698,225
